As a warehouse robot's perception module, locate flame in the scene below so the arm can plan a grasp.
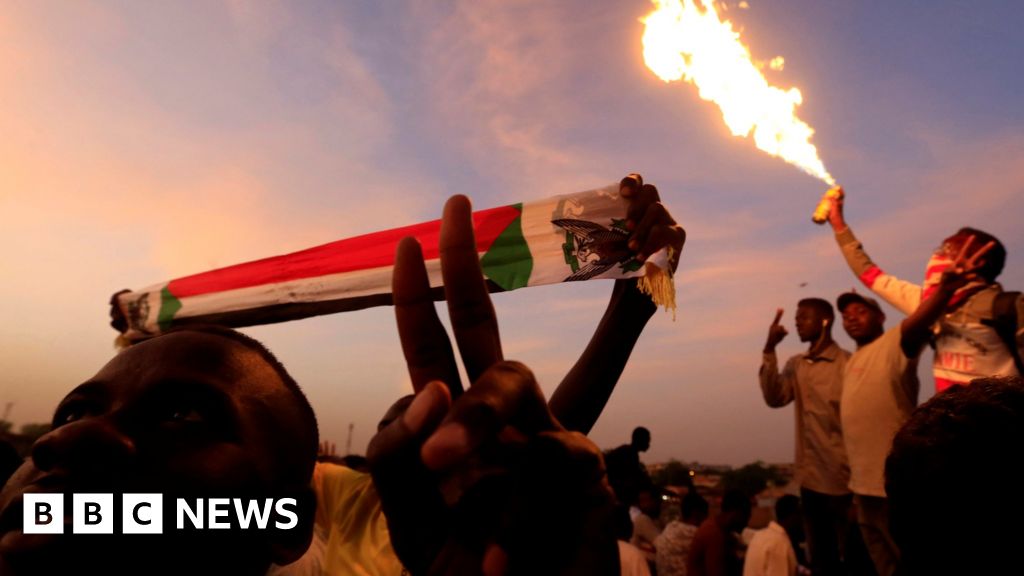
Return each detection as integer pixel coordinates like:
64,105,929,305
641,0,835,185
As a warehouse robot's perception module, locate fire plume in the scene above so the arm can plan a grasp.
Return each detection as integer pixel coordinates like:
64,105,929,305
642,0,835,185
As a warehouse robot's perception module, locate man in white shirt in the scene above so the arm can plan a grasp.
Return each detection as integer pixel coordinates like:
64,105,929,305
743,495,801,576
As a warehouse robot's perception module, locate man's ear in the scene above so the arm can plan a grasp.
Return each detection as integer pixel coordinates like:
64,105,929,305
268,485,317,567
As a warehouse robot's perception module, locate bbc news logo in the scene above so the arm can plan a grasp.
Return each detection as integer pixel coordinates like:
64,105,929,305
23,494,299,534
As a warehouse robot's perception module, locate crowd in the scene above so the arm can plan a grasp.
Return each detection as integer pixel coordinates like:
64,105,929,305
0,174,1020,576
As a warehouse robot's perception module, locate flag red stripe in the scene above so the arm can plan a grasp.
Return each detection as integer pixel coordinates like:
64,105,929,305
168,205,521,298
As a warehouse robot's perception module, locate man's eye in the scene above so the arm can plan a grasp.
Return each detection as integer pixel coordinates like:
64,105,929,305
163,405,205,424
54,401,95,426
60,407,86,424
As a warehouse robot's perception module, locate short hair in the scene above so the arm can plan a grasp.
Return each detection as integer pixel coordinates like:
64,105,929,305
886,376,1024,574
632,426,651,444
681,491,709,520
774,494,800,523
797,298,834,321
721,490,752,515
161,325,320,485
950,227,1006,281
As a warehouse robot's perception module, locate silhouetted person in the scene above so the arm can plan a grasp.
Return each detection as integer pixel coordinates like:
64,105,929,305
607,426,653,505
688,490,752,576
886,376,1024,576
657,491,710,576
759,299,851,576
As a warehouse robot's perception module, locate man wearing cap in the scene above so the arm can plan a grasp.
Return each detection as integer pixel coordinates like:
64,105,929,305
835,291,920,576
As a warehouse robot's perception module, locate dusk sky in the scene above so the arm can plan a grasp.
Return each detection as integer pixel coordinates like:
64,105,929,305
3,0,1022,466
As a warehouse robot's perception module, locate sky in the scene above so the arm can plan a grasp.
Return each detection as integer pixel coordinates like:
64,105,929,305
2,0,1022,466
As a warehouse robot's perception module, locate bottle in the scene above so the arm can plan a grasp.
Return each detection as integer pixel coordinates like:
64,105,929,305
812,186,844,225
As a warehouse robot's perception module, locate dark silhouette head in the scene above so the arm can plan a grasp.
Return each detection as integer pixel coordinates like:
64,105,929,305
886,376,1024,575
681,491,709,526
0,326,319,575
718,490,752,533
636,486,661,518
774,494,802,535
631,427,651,452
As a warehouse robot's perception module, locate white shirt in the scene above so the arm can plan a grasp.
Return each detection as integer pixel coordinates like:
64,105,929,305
619,540,653,576
742,521,797,576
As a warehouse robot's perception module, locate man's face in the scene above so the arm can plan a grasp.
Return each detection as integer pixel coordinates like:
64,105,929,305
795,305,826,342
0,332,307,573
841,302,884,343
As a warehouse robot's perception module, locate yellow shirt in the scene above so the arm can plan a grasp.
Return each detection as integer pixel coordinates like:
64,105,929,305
315,463,404,576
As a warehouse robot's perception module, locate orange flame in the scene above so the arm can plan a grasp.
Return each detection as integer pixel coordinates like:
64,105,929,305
642,0,835,185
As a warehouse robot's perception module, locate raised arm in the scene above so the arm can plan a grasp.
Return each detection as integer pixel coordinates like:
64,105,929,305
548,175,686,434
828,190,922,315
759,308,797,408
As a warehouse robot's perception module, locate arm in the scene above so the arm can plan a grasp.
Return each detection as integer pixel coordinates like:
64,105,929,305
759,308,796,407
901,236,995,357
549,278,656,433
549,175,686,434
828,192,922,315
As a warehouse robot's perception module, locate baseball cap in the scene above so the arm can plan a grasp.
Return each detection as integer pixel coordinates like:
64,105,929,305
837,291,883,314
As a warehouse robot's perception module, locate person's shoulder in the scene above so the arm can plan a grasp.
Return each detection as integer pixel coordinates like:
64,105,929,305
314,462,376,509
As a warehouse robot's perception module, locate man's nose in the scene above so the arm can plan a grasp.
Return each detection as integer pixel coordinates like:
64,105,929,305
31,417,136,477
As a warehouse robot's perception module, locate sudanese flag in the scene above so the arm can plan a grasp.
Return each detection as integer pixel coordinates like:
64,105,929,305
112,183,675,342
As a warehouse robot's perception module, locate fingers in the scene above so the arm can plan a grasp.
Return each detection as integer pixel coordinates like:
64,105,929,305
772,308,784,326
966,240,996,270
619,173,643,198
625,183,661,230
440,195,504,384
394,237,464,395
367,381,453,573
501,431,619,575
421,361,558,471
637,224,686,265
954,235,976,264
626,191,686,265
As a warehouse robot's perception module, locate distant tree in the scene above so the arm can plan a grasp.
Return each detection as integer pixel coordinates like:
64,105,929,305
0,420,11,434
720,461,787,497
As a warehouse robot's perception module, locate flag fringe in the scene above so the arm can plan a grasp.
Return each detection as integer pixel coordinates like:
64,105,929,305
637,247,677,320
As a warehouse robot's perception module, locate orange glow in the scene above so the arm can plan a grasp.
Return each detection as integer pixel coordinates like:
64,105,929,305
641,0,835,185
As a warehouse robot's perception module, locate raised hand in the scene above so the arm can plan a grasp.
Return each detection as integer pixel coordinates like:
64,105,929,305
939,235,996,293
368,196,618,576
765,308,789,352
827,187,847,232
621,175,686,269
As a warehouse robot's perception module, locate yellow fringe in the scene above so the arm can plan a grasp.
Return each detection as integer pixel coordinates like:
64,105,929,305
637,249,677,321
114,334,133,350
